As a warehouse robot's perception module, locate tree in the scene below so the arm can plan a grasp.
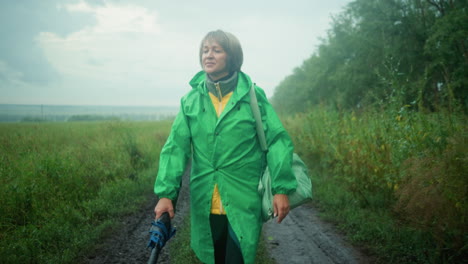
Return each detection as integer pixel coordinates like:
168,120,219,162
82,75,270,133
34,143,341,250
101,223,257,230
271,0,467,113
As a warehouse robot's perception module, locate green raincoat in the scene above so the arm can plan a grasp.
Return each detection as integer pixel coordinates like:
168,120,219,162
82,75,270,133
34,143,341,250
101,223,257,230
154,71,297,264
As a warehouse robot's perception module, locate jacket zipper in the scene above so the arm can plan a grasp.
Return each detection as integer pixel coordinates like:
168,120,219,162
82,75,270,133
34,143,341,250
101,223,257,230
215,82,224,214
215,82,223,116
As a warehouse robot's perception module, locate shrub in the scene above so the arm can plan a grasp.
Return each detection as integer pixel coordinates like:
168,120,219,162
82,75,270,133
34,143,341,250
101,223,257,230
282,106,467,263
395,132,467,261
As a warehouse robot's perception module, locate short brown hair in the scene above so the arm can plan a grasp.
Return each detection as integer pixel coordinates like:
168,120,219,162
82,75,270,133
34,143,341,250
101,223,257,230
199,30,243,73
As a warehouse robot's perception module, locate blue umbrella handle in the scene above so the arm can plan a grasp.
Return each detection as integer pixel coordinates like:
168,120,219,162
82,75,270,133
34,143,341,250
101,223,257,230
147,212,176,264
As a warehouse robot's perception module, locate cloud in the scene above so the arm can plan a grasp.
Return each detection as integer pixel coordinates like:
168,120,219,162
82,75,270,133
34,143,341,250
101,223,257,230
0,60,25,86
37,1,196,78
0,59,50,105
0,0,96,86
35,1,197,106
39,1,161,76
63,1,161,34
2,0,351,106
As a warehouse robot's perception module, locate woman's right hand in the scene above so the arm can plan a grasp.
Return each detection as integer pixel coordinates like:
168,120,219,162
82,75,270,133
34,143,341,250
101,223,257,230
154,197,175,220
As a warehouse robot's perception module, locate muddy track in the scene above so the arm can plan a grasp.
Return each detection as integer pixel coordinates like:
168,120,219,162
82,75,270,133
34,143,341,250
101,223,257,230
263,204,371,264
80,170,371,264
79,168,191,264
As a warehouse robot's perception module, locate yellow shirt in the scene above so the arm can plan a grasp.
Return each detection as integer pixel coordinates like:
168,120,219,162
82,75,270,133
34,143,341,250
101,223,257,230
209,91,233,214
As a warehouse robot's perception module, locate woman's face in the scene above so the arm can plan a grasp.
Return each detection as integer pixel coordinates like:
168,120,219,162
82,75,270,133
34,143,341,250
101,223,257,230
202,40,229,80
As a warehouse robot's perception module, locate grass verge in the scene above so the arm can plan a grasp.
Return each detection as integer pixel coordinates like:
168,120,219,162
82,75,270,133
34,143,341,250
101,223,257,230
0,121,171,263
284,107,467,263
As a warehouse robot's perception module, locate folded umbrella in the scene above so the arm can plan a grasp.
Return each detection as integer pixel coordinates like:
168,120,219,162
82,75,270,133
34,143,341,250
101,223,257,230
147,212,176,264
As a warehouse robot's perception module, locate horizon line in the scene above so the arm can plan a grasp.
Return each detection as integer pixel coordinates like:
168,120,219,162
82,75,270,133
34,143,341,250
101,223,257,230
0,103,180,108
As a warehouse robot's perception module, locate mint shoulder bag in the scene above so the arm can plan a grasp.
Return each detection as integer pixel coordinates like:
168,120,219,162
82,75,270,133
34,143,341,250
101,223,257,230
249,83,313,222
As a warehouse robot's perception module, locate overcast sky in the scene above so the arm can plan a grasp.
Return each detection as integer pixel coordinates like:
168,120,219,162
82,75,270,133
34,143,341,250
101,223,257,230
0,0,351,107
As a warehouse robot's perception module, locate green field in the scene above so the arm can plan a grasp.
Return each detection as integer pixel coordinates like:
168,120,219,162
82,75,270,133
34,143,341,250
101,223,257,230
1,108,466,263
0,121,171,263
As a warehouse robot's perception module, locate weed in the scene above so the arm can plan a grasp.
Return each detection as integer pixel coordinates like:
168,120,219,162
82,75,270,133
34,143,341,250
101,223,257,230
283,106,467,263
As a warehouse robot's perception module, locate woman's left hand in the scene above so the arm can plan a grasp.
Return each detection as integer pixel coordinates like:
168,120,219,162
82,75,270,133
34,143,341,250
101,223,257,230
273,194,290,223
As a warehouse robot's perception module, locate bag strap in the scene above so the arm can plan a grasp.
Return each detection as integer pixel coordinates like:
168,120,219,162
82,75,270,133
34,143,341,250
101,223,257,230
249,83,268,152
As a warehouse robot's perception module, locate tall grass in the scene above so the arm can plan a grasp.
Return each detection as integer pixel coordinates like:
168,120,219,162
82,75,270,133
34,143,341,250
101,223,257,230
284,106,467,263
0,121,171,263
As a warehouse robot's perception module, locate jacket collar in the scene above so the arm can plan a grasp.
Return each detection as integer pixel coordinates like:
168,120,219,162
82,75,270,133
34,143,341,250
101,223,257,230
189,71,254,125
189,71,253,101
205,72,238,100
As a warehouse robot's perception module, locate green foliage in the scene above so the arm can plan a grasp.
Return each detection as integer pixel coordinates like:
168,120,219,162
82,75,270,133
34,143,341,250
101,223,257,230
395,132,467,260
424,4,468,112
0,121,171,263
284,107,467,263
311,175,437,263
272,1,468,261
272,0,468,113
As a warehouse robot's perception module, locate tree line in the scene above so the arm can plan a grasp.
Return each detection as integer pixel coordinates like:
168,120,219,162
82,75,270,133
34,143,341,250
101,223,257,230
272,0,467,114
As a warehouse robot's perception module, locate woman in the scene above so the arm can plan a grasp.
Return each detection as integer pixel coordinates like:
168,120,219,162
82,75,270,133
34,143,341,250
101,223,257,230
154,30,297,264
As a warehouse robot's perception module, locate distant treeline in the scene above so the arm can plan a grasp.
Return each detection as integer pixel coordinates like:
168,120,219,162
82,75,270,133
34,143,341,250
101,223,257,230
272,0,467,113
67,115,120,122
0,114,175,123
0,104,178,123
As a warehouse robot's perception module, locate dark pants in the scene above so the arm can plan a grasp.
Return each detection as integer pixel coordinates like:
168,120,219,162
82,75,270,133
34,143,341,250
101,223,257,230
209,214,244,264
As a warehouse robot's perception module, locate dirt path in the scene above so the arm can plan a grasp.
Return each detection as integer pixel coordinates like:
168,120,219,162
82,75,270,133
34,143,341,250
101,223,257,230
263,204,371,264
79,168,191,264
78,195,168,264
80,171,371,264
